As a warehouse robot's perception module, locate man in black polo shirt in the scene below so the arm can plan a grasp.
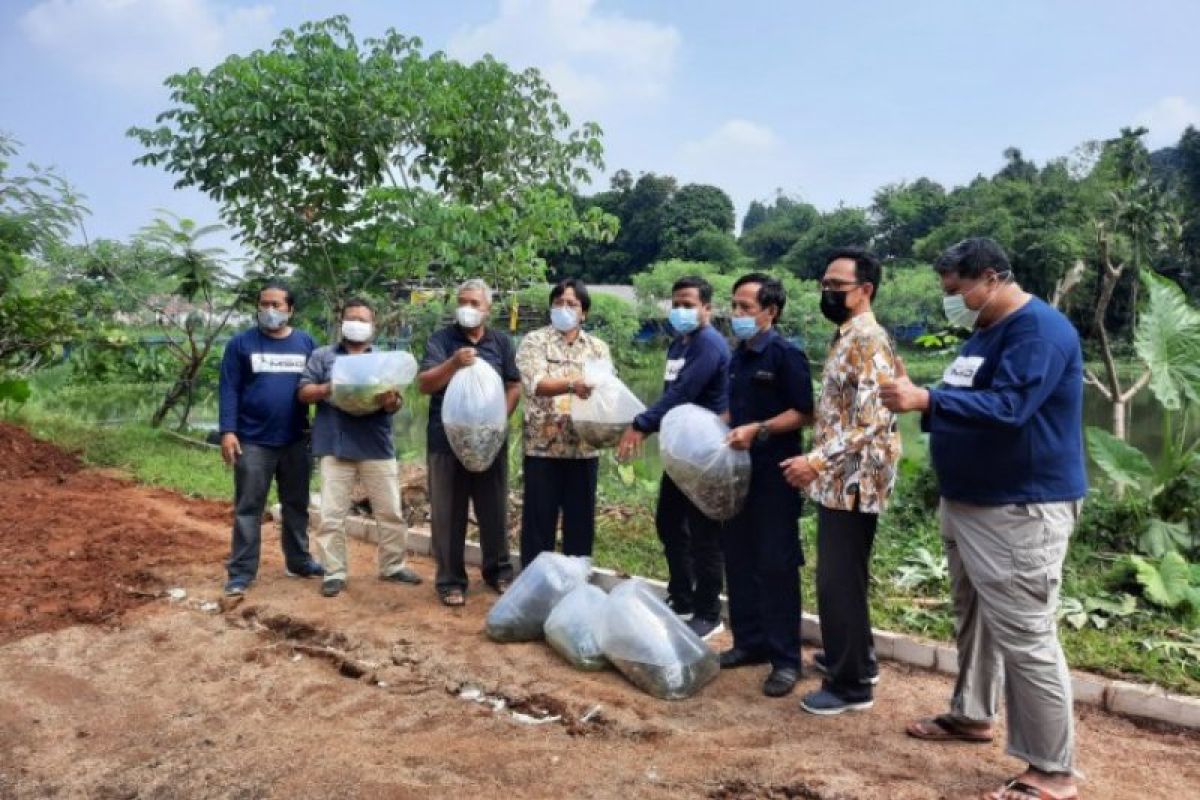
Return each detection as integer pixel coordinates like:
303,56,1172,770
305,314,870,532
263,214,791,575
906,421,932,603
721,273,814,698
418,279,521,607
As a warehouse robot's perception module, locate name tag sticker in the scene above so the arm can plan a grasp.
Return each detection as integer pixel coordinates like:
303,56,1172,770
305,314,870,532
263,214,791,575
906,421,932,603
251,353,307,374
664,357,685,382
943,356,984,388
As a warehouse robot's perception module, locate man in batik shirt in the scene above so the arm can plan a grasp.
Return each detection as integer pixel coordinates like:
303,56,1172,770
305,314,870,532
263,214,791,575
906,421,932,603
782,247,901,716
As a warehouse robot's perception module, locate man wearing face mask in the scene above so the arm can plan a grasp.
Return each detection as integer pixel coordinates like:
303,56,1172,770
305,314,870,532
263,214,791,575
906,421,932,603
298,299,420,598
722,273,814,697
418,279,521,607
880,238,1085,800
218,282,322,597
515,278,611,566
780,248,901,715
617,277,731,640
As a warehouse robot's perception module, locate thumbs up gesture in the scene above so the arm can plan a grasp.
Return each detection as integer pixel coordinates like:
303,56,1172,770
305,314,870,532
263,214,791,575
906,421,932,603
879,355,929,412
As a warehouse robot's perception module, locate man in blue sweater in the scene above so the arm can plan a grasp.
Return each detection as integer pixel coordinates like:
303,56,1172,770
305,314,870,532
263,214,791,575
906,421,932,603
881,238,1084,800
617,276,731,640
218,282,323,597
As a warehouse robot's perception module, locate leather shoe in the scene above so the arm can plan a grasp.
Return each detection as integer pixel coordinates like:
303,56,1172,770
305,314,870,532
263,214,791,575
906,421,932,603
719,647,769,669
762,667,799,697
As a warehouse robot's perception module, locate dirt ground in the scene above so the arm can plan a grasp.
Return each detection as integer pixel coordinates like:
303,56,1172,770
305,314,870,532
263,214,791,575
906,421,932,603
0,425,1197,799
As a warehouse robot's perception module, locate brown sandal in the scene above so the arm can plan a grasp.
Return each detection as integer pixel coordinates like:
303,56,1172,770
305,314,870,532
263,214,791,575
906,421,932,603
983,778,1079,800
439,589,465,607
906,715,994,743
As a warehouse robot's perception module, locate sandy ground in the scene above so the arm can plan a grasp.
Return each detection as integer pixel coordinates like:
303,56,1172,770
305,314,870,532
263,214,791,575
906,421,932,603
0,424,1197,799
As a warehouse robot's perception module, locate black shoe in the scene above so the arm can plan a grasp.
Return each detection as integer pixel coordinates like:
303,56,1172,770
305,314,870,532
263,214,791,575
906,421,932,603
762,667,799,698
686,616,725,641
380,567,422,585
666,596,694,621
321,579,345,598
812,651,881,686
719,647,769,669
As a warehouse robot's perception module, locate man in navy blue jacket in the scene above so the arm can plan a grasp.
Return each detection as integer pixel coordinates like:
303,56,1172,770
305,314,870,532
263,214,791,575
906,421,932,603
881,238,1085,800
617,276,731,640
218,282,322,596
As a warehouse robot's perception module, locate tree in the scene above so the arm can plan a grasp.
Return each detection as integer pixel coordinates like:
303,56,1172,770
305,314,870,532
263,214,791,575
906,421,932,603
741,200,769,234
871,178,948,261
128,16,615,314
738,195,819,266
660,183,735,257
780,207,874,279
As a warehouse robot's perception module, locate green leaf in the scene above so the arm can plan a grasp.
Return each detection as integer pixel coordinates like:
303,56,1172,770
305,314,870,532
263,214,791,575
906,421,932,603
1132,552,1193,610
1134,272,1200,411
1139,518,1192,558
1086,426,1154,492
0,378,31,405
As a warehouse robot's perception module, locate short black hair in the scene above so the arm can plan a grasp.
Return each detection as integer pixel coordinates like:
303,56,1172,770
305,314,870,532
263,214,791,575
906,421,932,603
550,278,591,312
934,238,1011,279
732,272,787,315
259,281,295,309
826,247,883,299
671,276,713,305
342,297,374,317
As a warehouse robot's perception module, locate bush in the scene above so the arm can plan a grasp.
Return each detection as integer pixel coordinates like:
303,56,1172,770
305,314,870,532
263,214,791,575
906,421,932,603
1077,491,1150,552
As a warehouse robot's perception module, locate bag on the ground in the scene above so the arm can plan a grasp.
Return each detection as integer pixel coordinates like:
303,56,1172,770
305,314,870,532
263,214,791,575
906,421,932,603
543,583,609,671
570,359,646,449
442,360,508,472
330,351,419,416
659,403,751,521
485,552,592,642
597,580,719,700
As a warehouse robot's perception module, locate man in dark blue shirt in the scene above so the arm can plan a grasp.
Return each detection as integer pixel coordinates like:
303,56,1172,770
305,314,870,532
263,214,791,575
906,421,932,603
720,273,814,698
617,276,731,639
218,282,322,597
881,238,1084,800
418,279,521,607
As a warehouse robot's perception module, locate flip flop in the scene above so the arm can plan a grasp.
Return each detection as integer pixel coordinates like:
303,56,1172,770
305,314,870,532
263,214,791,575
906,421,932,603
983,778,1079,800
906,715,994,743
439,589,466,607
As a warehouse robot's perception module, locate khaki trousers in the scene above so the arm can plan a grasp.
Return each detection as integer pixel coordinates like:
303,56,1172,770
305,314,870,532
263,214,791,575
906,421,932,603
317,456,408,582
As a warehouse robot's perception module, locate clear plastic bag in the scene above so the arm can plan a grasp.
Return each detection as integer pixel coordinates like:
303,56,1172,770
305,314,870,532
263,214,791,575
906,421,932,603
329,351,419,416
543,583,609,671
442,361,509,472
485,552,592,642
571,359,646,449
597,580,719,700
659,403,752,521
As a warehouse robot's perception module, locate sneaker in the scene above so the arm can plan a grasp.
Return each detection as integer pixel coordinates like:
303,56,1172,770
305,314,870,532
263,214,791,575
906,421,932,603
223,578,251,597
762,667,799,698
380,567,423,585
285,560,325,579
719,647,770,669
687,616,725,641
665,596,694,622
321,578,345,598
800,688,874,715
812,651,881,686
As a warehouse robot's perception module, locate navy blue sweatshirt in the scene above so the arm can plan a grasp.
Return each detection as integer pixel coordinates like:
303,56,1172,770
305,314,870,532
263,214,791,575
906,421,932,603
925,297,1086,505
633,324,730,433
218,327,316,447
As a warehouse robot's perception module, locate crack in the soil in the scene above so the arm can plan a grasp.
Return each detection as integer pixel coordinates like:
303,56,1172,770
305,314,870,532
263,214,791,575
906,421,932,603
708,778,846,800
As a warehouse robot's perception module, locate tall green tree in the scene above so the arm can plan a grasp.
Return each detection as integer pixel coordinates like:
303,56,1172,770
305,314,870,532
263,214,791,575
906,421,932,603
738,194,820,266
660,183,735,257
871,178,948,261
780,207,874,279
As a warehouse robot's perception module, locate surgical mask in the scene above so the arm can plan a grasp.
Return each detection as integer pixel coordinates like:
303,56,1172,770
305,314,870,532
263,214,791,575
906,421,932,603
257,308,289,331
341,320,373,343
730,315,759,341
668,307,700,335
550,306,578,333
943,272,1010,329
819,290,851,325
456,305,483,329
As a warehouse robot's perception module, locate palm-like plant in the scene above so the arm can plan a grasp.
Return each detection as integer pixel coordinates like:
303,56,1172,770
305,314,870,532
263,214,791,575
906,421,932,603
139,211,231,303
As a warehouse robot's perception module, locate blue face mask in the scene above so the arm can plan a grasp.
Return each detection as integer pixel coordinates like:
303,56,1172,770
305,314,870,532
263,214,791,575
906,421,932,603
550,306,578,333
668,307,700,335
730,315,759,341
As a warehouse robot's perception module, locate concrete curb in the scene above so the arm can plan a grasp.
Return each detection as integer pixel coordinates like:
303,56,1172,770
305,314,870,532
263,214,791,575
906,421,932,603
278,503,1200,730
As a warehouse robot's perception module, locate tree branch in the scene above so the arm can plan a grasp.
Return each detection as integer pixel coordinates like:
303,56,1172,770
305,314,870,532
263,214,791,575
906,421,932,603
1119,369,1152,404
1084,369,1114,401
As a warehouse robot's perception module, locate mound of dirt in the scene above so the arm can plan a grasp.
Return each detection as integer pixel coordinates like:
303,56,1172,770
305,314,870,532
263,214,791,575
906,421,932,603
0,421,82,480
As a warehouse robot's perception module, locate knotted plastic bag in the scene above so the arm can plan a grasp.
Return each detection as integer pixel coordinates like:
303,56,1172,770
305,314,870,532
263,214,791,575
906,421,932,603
485,552,592,642
543,583,609,671
570,359,646,449
597,580,719,700
330,351,418,416
659,403,752,521
442,361,508,472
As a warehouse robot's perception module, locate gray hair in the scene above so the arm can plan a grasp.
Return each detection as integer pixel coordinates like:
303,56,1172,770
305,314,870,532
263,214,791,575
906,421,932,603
457,278,493,304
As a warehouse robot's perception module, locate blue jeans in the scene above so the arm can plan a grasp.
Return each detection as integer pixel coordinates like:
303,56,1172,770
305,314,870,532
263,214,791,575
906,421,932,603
227,439,313,582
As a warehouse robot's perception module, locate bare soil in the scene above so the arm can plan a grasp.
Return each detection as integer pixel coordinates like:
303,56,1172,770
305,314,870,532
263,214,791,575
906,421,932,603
0,424,1196,799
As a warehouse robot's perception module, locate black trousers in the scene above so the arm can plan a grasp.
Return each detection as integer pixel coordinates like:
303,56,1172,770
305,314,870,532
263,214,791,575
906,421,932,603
721,463,803,671
656,473,724,621
520,455,599,569
227,439,313,582
428,449,514,593
816,503,879,702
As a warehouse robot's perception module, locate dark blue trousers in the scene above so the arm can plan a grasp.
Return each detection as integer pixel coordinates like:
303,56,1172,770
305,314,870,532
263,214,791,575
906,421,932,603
656,473,724,621
227,439,313,582
520,455,599,569
721,461,804,671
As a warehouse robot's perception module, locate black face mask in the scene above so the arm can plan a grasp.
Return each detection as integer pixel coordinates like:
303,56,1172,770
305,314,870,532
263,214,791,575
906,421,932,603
820,289,851,324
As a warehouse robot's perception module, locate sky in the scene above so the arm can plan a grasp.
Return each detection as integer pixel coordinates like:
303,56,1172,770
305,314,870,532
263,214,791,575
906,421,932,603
2,0,1199,251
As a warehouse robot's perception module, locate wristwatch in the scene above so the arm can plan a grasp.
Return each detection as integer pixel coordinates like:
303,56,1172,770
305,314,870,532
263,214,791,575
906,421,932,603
566,380,575,396
755,422,770,443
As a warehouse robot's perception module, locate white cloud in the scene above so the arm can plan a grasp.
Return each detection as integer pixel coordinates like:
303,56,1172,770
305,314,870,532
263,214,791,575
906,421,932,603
20,0,275,91
448,0,681,117
1135,96,1200,148
680,119,782,161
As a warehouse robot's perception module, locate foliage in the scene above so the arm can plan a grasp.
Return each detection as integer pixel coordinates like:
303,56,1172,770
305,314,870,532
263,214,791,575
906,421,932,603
1058,592,1138,630
1127,552,1200,619
871,178,949,262
872,266,943,328
891,546,949,591
739,194,820,266
779,207,874,279
1133,272,1200,411
660,183,736,257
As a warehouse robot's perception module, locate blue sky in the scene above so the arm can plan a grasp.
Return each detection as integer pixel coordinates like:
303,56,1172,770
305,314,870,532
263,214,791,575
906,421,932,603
2,0,1199,249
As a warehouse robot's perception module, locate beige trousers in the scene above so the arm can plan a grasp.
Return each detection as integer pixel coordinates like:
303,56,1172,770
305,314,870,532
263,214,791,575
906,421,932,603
317,456,408,582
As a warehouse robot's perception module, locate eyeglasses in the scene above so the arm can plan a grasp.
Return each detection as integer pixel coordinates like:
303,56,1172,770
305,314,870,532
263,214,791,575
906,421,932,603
820,279,863,291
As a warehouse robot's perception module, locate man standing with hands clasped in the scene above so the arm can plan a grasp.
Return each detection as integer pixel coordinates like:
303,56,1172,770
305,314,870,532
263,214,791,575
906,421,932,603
880,238,1085,800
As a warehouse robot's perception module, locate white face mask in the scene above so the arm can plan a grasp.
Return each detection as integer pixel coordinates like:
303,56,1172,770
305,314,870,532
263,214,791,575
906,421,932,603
456,305,484,329
341,319,373,343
